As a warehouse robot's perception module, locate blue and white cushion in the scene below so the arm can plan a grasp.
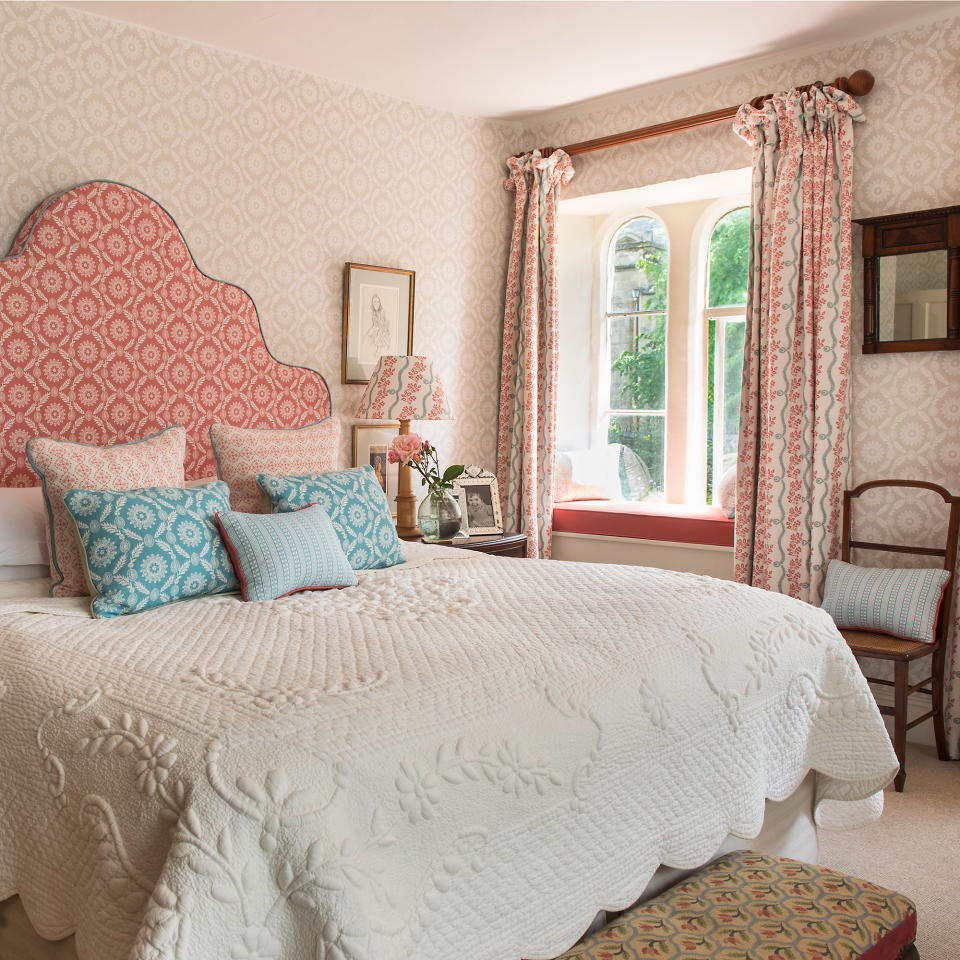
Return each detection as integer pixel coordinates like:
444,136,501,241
216,505,357,602
820,559,951,643
257,466,405,570
63,481,238,618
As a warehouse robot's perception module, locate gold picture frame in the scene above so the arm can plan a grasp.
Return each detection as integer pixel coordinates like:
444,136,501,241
352,423,400,517
342,262,415,384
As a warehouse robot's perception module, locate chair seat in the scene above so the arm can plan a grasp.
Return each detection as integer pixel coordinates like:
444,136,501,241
840,628,936,661
554,851,917,960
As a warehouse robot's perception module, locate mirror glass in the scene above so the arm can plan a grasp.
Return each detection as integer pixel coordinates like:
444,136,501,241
877,250,948,341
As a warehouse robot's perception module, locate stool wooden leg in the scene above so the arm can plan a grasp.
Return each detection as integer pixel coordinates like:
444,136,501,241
893,661,908,792
932,643,949,761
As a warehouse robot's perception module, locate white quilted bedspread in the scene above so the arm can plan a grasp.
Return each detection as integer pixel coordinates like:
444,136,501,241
0,546,897,960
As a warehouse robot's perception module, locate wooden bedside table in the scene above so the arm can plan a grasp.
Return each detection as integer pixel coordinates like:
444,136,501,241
422,532,528,558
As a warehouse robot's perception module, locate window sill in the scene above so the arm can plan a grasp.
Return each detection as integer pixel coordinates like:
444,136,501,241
552,500,734,547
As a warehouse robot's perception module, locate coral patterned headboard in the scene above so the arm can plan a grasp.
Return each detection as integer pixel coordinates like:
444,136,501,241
0,180,331,485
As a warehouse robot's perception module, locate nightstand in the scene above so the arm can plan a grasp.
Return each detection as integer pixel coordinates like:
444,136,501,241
422,532,528,558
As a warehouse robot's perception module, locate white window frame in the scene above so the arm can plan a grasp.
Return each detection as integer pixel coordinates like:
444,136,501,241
704,306,746,498
585,193,749,507
700,203,749,503
600,213,669,496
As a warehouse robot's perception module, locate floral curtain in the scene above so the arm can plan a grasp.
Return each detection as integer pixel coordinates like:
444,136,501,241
496,149,574,559
733,88,863,604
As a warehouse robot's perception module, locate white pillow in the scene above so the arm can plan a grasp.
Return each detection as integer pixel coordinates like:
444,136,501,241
717,465,737,518
0,487,49,566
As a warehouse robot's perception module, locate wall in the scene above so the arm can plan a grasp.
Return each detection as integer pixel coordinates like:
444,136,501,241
0,1,527,471
552,532,734,579
557,213,599,451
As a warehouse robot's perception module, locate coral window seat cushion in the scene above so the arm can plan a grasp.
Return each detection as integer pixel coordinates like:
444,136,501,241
26,426,187,597
553,500,735,547
64,481,238,618
210,419,341,514
258,465,405,570
820,558,951,644
216,505,357,602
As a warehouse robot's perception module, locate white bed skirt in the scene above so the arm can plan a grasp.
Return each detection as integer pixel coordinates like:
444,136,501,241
0,775,817,960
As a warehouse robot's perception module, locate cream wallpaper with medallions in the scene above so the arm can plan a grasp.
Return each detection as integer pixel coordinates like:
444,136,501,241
0,0,529,472
529,12,960,745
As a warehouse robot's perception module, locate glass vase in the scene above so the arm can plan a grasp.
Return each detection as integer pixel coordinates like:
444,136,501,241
418,487,463,542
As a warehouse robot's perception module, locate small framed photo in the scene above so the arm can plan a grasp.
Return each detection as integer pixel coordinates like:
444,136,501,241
453,469,503,536
352,423,400,516
342,262,415,384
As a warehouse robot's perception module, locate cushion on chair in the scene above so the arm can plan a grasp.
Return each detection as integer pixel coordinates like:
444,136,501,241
554,851,917,960
821,558,950,644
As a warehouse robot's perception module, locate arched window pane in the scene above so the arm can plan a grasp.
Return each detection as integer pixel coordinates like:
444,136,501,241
609,217,668,313
705,206,749,503
707,206,750,308
606,216,668,499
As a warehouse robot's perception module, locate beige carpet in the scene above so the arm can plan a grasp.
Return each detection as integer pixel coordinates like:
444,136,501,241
819,744,960,960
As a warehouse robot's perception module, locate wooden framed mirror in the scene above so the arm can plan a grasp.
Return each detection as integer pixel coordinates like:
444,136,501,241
857,205,960,353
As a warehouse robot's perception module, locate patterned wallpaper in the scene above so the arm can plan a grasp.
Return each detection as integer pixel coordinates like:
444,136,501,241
0,1,528,472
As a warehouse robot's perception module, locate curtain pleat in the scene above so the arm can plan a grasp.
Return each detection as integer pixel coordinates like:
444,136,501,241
496,150,574,559
733,88,862,604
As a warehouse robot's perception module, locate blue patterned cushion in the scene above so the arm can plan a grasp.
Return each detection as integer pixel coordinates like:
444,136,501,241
820,559,951,643
257,466,405,570
63,481,239,618
216,505,357,602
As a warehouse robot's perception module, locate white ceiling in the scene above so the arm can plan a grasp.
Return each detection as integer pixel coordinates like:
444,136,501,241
63,1,958,120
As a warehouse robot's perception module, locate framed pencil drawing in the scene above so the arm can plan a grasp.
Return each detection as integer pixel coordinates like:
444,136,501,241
342,263,415,384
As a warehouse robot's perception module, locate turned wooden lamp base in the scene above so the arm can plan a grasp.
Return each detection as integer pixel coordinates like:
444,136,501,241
395,418,422,540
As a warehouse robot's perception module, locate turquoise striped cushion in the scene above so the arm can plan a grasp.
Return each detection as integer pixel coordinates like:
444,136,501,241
820,559,951,643
216,505,357,602
64,481,238,618
257,466,404,570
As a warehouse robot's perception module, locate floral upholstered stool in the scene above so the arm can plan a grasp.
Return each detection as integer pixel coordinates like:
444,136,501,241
554,851,918,960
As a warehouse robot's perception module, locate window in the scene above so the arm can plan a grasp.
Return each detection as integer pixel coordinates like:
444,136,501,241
704,207,749,504
603,216,668,497
557,171,751,513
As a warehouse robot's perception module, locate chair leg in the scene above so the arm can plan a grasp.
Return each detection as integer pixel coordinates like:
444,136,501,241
893,661,908,792
931,643,949,762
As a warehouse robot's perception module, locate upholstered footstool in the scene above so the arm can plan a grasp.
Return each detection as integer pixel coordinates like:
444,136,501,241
555,851,918,960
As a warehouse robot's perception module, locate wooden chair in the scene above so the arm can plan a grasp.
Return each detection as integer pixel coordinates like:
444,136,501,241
839,479,960,792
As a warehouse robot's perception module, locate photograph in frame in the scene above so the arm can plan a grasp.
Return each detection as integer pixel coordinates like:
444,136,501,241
453,471,503,536
342,263,414,383
352,423,400,517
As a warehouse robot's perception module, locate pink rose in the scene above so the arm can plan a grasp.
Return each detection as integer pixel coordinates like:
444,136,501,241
390,433,424,465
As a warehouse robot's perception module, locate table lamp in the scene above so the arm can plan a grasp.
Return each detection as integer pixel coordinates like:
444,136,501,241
354,355,453,539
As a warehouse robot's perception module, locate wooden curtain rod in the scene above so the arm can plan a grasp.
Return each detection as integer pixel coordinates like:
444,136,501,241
533,69,875,158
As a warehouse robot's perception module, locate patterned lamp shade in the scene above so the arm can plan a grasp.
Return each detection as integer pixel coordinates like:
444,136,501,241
353,356,453,421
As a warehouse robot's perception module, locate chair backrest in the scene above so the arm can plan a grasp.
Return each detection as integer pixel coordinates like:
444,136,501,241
842,479,960,645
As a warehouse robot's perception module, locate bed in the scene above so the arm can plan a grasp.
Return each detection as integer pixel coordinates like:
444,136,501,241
0,181,898,960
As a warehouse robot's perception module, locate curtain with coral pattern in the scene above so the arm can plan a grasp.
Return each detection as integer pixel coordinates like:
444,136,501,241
733,87,863,603
496,149,574,559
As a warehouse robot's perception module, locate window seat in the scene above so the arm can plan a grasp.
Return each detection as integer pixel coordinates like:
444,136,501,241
552,500,735,547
